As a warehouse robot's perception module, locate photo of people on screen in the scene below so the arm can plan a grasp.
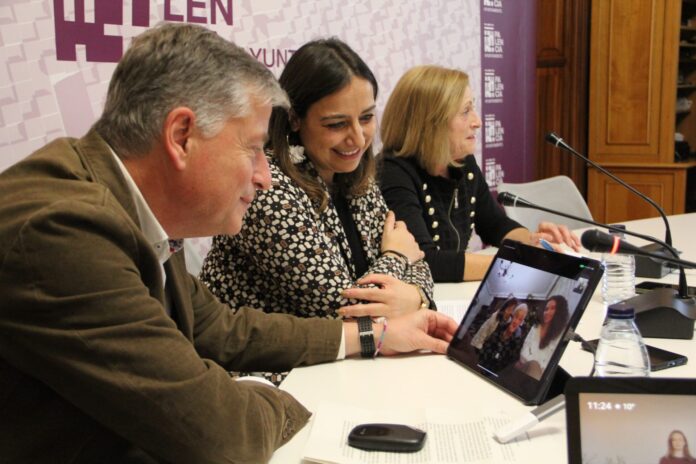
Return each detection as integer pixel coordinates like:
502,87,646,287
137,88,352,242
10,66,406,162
470,296,519,350
477,304,529,373
454,258,585,380
515,295,570,380
660,430,696,464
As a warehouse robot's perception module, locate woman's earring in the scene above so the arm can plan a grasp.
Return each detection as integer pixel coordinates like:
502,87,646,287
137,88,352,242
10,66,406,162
287,134,305,164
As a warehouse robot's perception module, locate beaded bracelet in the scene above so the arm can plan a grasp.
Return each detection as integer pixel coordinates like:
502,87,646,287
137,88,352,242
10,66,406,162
381,249,410,267
373,318,388,358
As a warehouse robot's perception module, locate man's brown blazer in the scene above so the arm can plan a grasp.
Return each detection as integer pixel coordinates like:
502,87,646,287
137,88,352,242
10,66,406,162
0,131,342,463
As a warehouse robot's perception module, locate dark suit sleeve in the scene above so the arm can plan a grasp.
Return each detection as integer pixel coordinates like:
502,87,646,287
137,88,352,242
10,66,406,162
0,198,340,464
380,160,465,282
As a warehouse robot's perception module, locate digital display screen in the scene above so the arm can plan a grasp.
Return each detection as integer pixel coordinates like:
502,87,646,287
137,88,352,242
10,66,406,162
448,240,603,404
577,392,696,464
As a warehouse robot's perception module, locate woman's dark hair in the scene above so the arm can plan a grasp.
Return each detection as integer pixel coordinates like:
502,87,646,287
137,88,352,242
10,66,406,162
267,38,378,211
539,295,569,349
495,296,519,322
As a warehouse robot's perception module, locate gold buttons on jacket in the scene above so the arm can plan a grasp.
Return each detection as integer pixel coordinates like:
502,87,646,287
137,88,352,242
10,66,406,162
470,211,475,217
422,183,428,191
431,221,439,228
470,197,476,204
428,208,435,215
467,172,474,180
433,234,440,242
425,195,432,203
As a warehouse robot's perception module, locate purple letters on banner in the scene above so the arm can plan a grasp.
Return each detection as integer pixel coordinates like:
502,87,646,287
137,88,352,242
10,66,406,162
54,0,126,62
54,1,233,63
480,0,536,183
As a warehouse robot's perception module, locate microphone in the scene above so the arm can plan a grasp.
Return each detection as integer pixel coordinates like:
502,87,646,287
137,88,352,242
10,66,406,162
581,230,696,269
499,191,688,297
498,191,696,339
497,191,671,254
497,191,533,209
581,229,642,254
580,229,696,338
545,132,673,247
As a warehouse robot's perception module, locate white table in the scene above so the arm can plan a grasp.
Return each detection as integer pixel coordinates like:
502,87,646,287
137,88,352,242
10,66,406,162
269,213,696,464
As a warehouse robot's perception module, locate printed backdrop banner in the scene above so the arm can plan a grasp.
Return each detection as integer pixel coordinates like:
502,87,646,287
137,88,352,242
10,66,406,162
0,0,535,187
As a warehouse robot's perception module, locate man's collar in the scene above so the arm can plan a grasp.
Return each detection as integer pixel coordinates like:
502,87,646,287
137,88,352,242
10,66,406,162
109,149,181,263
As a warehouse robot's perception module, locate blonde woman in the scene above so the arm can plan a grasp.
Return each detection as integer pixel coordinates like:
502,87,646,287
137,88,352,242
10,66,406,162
379,65,580,282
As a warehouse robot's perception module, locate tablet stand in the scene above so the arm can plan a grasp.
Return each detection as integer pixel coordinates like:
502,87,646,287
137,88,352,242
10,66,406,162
541,366,570,404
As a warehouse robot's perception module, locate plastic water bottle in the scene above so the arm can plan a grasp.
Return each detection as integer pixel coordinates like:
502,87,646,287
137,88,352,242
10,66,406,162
601,225,635,305
594,304,650,377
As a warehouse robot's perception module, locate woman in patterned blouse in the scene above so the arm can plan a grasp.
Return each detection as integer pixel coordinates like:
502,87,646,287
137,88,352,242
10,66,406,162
200,38,434,320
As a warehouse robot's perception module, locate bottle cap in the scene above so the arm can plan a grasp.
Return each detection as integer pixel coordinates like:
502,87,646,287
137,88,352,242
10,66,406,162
607,303,635,319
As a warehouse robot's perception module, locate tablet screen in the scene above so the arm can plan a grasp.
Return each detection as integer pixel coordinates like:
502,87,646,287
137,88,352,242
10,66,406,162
447,240,602,405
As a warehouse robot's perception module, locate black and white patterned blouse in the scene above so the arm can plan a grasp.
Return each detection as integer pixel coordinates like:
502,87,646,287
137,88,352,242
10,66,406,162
478,323,528,374
200,155,434,319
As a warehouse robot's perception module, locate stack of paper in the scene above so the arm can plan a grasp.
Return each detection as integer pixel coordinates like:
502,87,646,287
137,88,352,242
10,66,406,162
303,401,560,464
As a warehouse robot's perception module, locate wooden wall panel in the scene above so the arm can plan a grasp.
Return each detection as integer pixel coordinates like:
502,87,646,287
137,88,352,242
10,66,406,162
586,0,689,222
535,0,590,192
536,69,563,175
589,0,679,163
537,0,565,65
606,2,657,145
587,167,688,222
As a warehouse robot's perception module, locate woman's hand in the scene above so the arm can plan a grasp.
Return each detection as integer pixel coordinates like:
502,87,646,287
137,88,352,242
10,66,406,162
531,221,582,252
380,211,424,264
338,274,422,318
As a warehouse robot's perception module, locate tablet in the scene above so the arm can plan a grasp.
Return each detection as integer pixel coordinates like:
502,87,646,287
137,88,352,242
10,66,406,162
565,377,696,464
447,239,603,405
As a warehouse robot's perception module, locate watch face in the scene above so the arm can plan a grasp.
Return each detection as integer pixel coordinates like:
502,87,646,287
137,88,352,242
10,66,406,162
417,287,429,309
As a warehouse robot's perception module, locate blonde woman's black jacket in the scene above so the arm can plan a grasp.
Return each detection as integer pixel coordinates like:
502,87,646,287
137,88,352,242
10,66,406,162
379,154,522,282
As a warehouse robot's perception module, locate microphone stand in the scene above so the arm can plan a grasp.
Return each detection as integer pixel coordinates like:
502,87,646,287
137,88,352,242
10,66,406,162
497,192,680,270
545,132,674,247
498,192,696,339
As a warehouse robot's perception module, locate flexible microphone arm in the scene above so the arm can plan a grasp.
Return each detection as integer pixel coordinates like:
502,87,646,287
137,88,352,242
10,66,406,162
581,230,696,269
497,191,689,298
545,132,673,247
497,192,674,254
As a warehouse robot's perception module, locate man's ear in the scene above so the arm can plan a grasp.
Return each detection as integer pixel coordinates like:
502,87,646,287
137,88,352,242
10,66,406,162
162,107,196,171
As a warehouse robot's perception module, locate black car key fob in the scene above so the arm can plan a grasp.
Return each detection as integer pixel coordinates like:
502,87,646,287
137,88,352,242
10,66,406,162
347,423,426,452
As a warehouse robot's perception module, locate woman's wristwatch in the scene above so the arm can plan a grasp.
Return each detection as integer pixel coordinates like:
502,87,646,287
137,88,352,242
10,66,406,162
415,285,430,310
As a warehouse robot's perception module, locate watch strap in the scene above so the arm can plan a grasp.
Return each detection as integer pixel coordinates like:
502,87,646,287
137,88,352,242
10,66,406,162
357,316,375,358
